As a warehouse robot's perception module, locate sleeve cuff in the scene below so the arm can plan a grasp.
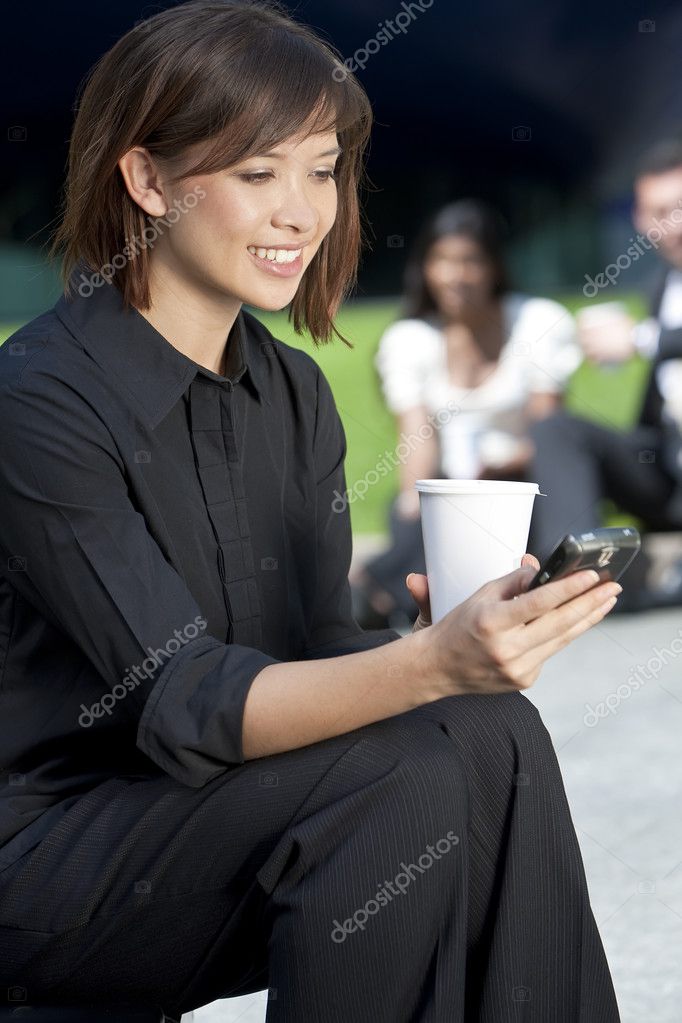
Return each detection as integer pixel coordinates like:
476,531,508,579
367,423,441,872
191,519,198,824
136,634,280,787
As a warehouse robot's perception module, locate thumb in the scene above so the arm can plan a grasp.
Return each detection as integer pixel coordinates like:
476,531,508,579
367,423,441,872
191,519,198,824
406,572,431,623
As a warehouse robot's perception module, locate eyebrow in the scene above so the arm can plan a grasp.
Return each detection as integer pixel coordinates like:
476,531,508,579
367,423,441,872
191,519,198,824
256,146,343,159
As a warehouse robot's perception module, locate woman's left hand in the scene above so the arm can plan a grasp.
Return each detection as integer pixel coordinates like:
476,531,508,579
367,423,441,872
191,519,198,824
406,552,541,633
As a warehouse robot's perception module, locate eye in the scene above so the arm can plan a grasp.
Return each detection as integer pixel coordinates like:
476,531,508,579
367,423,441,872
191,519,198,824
239,172,273,184
238,169,337,184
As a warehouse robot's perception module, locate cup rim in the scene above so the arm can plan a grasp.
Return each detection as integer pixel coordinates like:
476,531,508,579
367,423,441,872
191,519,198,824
415,478,540,495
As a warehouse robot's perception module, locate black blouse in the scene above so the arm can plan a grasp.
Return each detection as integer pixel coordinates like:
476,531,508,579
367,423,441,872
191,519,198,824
0,264,401,870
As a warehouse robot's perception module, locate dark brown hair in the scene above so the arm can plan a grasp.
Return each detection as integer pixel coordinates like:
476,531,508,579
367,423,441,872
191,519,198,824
48,0,374,346
635,136,682,180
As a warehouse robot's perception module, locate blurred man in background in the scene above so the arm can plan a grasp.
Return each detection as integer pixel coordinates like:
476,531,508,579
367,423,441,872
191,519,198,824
529,138,682,606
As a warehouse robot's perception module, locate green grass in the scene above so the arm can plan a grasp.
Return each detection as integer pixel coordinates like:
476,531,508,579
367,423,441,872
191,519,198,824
1,293,653,534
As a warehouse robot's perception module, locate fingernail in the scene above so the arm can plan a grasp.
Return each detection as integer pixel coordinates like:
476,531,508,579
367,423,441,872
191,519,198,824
406,573,413,586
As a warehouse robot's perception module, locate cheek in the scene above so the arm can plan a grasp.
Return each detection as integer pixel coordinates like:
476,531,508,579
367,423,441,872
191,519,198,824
183,185,261,249
318,189,338,235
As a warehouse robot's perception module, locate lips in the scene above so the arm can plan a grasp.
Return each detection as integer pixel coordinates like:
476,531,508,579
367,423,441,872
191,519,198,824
247,247,304,278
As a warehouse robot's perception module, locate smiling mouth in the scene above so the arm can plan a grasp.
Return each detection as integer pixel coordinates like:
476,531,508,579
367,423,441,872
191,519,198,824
247,245,303,264
247,246,305,278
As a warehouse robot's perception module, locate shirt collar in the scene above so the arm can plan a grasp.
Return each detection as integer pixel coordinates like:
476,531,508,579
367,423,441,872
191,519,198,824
54,261,271,429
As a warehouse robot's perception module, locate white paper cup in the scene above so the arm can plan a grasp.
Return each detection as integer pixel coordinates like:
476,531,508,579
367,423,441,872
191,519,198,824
415,479,540,623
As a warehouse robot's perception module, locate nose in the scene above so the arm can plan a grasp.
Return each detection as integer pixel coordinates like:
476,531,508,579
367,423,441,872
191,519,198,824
438,264,467,287
270,177,318,236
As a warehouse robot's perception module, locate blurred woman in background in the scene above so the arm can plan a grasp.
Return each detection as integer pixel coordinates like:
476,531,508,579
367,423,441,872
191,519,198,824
352,199,581,628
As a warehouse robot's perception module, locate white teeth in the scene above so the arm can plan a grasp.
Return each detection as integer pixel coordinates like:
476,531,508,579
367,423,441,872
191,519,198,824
248,246,301,263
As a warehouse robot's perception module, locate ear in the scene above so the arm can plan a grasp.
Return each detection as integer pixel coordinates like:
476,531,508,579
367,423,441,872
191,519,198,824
118,146,168,218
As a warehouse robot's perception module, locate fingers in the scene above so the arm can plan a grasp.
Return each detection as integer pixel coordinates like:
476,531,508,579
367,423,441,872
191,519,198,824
482,564,538,603
504,587,620,683
519,578,621,650
493,568,603,627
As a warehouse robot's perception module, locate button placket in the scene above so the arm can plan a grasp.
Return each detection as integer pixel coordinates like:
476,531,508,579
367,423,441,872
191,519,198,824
188,380,264,647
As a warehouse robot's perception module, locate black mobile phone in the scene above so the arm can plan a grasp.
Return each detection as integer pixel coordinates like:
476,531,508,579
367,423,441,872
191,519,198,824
528,527,642,590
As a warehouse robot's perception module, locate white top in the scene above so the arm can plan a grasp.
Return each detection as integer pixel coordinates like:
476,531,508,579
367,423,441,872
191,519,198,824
374,293,580,479
658,269,682,329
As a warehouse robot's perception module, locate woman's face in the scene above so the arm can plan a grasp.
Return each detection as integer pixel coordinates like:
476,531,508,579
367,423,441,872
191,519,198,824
422,234,497,318
124,126,340,312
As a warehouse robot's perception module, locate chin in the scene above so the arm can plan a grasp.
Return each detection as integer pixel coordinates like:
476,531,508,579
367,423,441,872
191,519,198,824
246,289,299,313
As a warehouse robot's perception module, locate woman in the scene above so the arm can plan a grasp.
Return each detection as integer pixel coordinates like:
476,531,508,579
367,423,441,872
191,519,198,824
354,200,581,627
0,2,621,1020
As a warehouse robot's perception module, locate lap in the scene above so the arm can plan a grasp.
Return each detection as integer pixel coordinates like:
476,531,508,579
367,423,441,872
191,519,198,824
0,692,546,925
0,690,553,1006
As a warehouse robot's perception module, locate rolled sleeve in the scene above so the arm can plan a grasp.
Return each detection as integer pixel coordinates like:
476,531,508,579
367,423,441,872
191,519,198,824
301,366,402,660
374,319,434,414
0,373,279,788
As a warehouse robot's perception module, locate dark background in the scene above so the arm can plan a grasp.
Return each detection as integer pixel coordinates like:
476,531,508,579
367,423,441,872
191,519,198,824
3,0,682,316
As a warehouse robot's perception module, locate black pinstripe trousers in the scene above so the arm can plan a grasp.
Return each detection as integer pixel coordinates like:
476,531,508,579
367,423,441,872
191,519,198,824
0,691,621,1022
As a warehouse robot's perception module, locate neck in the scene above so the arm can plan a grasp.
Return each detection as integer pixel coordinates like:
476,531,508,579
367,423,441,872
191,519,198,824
135,254,243,375
440,300,506,359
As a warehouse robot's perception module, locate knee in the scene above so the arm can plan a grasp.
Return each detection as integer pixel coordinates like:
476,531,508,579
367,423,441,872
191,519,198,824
413,691,552,776
529,409,586,449
354,713,470,830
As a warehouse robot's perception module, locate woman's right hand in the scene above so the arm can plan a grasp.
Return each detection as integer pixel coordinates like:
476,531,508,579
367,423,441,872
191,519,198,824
417,562,622,697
